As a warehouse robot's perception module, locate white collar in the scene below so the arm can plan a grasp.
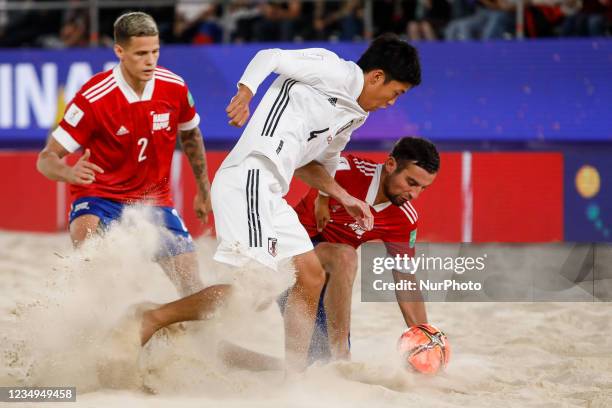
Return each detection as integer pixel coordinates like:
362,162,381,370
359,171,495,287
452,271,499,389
113,64,155,103
365,164,392,213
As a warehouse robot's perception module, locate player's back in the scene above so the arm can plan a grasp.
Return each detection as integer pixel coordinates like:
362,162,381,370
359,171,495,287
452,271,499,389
220,48,369,193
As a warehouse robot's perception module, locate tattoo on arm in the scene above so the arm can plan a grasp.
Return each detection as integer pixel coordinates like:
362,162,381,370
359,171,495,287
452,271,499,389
179,127,209,193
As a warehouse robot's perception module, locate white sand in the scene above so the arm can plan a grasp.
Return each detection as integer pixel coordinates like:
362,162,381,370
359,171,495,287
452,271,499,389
1,216,611,407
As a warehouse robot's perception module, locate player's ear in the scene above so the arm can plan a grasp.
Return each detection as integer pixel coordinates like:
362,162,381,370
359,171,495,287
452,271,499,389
365,69,384,86
113,43,124,60
373,69,385,85
385,156,397,173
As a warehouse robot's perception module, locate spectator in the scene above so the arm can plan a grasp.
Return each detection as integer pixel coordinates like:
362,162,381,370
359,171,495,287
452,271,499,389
523,0,564,38
308,0,364,41
561,0,612,36
253,1,302,42
445,0,516,40
60,1,89,47
0,0,7,39
407,0,451,41
448,0,478,19
0,0,61,47
173,0,222,44
372,0,413,36
225,1,262,43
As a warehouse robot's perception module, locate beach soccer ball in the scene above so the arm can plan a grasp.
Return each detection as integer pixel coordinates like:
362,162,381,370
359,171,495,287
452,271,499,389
397,324,451,374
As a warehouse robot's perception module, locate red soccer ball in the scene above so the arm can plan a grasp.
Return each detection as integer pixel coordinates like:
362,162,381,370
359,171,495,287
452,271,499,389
397,324,451,375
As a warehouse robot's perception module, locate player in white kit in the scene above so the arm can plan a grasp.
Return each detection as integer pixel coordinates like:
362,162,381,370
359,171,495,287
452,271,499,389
139,34,422,371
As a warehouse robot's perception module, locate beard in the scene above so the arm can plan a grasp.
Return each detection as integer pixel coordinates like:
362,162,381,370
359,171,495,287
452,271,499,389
383,176,408,206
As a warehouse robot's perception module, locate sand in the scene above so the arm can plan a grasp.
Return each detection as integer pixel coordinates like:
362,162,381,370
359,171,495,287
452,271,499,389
1,216,611,407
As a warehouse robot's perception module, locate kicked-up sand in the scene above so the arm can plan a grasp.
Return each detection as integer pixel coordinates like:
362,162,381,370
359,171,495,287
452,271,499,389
1,212,611,407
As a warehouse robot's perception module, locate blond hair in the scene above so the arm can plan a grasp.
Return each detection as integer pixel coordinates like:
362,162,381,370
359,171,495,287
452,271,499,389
113,11,158,45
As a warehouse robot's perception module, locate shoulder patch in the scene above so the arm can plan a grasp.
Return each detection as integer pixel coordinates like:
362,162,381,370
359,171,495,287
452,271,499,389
64,103,84,127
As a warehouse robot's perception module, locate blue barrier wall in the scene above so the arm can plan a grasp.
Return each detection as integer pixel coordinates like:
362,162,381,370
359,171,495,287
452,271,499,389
0,39,611,147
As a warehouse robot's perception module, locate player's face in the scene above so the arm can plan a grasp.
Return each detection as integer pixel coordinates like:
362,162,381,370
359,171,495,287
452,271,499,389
383,160,437,206
359,70,411,112
114,35,160,83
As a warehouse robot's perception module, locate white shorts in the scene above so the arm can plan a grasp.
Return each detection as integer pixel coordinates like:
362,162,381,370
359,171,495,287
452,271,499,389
211,154,313,271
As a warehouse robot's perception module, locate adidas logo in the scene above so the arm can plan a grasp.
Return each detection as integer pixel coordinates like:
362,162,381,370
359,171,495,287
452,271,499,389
328,97,337,107
116,125,129,136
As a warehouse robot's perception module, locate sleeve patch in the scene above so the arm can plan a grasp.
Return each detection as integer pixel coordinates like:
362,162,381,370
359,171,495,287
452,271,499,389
64,103,84,127
409,229,418,248
187,90,195,107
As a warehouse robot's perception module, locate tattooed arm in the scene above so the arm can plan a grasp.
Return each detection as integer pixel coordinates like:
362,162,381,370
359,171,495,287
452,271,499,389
179,126,212,223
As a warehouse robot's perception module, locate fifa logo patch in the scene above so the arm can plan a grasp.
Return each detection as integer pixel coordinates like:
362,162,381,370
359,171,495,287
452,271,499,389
268,237,278,257
151,112,170,131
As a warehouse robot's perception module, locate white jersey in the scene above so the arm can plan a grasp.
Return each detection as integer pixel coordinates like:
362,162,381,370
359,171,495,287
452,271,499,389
221,48,369,194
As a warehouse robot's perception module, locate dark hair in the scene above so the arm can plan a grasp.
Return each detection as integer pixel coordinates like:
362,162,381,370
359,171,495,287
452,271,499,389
114,12,158,45
391,137,439,174
357,33,421,86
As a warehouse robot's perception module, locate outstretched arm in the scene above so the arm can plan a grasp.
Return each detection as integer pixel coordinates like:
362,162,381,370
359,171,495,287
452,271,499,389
392,269,428,327
295,161,373,231
226,47,343,127
179,126,211,223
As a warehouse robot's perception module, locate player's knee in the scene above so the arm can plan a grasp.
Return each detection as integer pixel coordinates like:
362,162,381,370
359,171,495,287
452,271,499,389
333,245,358,281
297,262,326,293
69,215,101,247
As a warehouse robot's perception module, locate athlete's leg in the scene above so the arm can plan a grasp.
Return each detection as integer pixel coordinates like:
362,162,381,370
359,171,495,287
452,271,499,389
140,283,232,345
217,341,283,371
315,243,358,360
283,249,326,371
69,214,102,247
157,252,204,297
155,207,205,296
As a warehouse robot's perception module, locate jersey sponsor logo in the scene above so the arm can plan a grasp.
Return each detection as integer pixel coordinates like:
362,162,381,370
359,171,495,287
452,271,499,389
116,125,129,136
307,127,329,142
73,201,90,212
268,237,278,257
328,97,337,106
151,111,170,131
64,103,84,127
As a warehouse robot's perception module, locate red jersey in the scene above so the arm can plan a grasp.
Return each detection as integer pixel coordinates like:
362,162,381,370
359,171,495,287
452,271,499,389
52,65,200,206
294,154,418,257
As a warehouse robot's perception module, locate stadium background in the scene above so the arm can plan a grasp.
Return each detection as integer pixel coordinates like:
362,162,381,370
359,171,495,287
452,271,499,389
0,2,611,245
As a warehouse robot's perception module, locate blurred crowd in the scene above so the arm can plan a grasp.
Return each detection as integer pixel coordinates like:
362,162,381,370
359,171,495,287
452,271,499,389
0,0,610,48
